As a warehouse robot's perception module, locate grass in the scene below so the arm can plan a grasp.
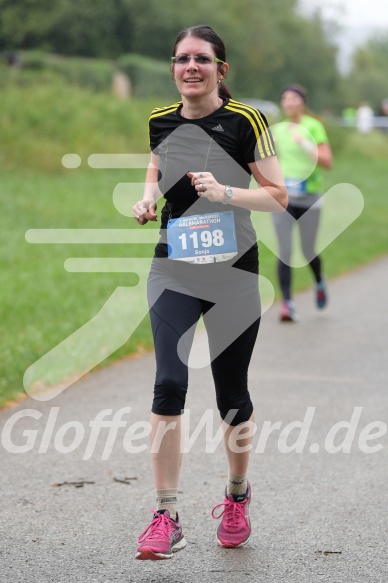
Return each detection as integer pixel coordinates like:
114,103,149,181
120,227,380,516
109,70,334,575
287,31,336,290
0,73,153,172
1,168,156,405
1,74,388,406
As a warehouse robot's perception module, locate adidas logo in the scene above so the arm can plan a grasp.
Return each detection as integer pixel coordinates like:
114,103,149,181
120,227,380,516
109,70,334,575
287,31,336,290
212,124,224,132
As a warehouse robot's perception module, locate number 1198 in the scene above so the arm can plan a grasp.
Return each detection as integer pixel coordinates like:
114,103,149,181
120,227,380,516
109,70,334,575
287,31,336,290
178,229,224,250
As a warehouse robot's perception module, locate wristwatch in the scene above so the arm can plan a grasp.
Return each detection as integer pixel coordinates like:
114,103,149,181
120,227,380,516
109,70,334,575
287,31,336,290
222,185,234,205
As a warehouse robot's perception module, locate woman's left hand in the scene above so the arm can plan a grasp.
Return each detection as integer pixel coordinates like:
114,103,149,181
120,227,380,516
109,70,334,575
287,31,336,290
187,171,226,204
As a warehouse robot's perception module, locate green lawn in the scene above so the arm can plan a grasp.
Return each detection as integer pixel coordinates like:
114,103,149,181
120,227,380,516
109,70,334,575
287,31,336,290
1,78,388,406
2,168,156,405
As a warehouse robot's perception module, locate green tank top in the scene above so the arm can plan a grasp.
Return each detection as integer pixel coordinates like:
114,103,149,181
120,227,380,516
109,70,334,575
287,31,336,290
272,114,329,194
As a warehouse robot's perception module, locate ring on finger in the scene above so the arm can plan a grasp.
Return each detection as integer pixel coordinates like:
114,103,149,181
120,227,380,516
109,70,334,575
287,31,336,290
199,183,204,192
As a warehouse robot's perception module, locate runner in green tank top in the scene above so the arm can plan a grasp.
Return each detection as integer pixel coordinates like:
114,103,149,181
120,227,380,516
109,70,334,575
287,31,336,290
271,84,333,322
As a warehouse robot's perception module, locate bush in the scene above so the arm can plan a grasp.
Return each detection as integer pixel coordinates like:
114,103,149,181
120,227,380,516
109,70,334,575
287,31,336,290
18,51,116,92
117,53,178,102
5,50,180,101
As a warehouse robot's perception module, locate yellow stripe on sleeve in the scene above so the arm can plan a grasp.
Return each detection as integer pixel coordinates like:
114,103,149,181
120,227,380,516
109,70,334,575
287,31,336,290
149,102,181,121
226,100,276,158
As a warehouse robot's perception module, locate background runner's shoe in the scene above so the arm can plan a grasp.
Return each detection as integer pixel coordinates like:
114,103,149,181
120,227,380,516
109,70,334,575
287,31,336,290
280,300,299,322
212,483,252,548
316,278,328,309
135,509,187,560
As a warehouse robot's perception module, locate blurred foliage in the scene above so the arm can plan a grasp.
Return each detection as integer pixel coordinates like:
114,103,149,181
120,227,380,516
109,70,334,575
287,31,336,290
15,50,116,91
117,54,177,100
345,33,388,110
0,0,340,111
0,0,133,57
322,122,349,156
0,73,153,172
0,0,386,112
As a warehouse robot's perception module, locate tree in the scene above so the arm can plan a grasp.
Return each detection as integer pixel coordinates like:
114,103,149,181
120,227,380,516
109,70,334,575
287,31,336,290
0,0,342,111
0,0,134,57
346,34,388,110
46,0,134,57
0,0,66,50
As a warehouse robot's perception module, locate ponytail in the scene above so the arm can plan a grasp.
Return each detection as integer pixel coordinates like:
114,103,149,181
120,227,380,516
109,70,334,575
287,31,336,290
218,80,232,100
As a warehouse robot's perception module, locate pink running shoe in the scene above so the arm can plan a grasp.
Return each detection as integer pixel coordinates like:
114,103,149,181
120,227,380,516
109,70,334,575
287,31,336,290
212,483,252,548
136,510,187,560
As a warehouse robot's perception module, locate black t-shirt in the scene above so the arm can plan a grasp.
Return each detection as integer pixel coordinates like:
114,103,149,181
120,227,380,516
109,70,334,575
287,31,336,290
149,98,276,270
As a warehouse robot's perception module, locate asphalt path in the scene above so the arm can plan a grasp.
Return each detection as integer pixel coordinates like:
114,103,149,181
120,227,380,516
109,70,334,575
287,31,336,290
1,257,387,583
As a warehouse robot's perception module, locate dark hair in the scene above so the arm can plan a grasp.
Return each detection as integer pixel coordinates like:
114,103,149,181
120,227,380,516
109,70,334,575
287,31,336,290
281,84,307,103
281,83,325,123
172,24,232,100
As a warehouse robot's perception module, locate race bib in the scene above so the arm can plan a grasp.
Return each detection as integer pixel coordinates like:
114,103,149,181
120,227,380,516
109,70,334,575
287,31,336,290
285,178,308,197
167,211,238,264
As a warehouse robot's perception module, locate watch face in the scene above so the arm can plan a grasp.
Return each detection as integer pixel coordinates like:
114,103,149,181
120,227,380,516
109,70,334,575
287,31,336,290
226,187,233,197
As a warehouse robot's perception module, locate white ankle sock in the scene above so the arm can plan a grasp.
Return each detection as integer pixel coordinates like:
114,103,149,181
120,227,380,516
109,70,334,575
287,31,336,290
155,488,178,520
227,472,247,497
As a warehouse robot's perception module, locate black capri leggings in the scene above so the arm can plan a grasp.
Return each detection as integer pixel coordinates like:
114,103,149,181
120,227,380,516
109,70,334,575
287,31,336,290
147,258,261,426
272,202,322,301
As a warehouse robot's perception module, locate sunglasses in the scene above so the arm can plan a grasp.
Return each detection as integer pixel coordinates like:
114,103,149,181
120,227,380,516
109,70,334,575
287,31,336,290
171,54,225,65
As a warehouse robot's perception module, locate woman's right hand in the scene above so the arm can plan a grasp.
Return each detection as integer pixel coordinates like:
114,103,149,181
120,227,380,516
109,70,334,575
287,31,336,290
132,200,157,225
